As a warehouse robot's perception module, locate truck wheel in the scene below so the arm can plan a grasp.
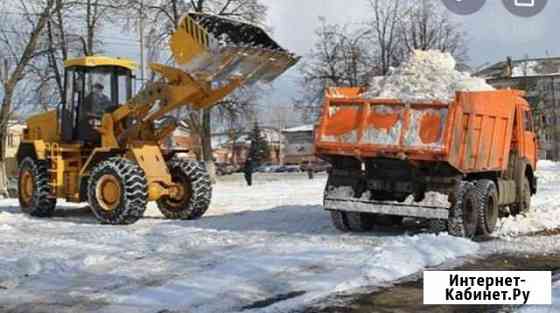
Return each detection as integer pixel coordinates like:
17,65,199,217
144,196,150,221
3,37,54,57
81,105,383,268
157,159,212,220
475,180,499,236
510,177,531,216
345,212,375,232
330,211,350,232
18,157,56,217
375,215,404,226
448,182,478,238
429,219,447,234
88,157,148,225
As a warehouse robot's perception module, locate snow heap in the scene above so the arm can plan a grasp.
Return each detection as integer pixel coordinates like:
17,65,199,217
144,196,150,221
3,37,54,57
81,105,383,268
364,50,495,102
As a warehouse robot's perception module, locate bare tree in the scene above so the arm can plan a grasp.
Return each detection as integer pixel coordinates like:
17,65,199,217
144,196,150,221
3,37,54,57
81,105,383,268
24,0,128,111
400,0,468,64
367,0,402,75
296,0,469,122
296,18,374,122
0,0,63,196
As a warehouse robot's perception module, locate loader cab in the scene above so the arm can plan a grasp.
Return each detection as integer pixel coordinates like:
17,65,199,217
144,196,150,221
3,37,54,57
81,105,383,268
60,56,136,143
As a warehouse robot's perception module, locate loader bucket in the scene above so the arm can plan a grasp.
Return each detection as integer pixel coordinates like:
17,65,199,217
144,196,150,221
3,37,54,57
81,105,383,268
170,13,299,85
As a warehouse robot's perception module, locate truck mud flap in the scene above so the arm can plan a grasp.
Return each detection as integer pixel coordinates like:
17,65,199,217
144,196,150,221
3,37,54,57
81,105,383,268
324,197,449,220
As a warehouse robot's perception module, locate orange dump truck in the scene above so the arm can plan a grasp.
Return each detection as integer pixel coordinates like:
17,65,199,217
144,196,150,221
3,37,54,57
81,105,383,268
315,87,538,238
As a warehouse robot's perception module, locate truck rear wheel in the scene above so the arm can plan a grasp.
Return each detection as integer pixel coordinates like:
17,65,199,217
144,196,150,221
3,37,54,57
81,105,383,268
510,177,531,216
88,158,148,225
448,182,478,238
18,157,56,217
329,211,376,232
475,180,499,236
345,212,375,232
429,219,447,234
330,211,350,232
157,159,212,220
375,215,404,226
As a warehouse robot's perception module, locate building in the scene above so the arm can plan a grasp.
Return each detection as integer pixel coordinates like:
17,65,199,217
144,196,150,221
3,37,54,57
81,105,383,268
5,121,26,176
282,125,315,165
476,57,560,160
161,127,201,159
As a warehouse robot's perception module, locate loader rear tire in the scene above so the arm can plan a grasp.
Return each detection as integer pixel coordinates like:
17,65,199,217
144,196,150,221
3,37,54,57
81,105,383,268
448,182,478,238
18,157,56,217
475,180,499,236
88,158,148,225
157,159,212,220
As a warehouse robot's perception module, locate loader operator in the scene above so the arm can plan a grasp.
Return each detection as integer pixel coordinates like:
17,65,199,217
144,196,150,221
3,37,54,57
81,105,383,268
78,83,112,142
84,83,112,116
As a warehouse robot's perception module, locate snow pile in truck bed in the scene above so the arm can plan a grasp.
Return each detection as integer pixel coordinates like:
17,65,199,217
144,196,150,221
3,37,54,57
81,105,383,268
364,50,495,102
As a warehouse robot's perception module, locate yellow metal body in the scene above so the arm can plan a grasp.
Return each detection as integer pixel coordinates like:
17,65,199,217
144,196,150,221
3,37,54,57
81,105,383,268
63,56,137,71
18,13,298,206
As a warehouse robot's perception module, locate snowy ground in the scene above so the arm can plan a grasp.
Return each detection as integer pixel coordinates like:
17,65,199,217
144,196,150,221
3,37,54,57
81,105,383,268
1,164,560,312
0,173,477,313
496,160,560,238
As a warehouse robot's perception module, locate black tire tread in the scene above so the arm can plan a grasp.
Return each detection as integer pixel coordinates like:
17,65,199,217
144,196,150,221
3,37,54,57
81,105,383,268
18,157,56,217
157,159,212,220
330,211,351,232
345,212,374,232
429,219,448,234
510,177,532,216
448,181,477,238
475,179,499,236
88,157,148,225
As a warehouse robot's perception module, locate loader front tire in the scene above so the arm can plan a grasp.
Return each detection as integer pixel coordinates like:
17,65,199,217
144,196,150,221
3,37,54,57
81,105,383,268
18,157,56,217
448,182,478,238
157,159,212,220
88,158,148,225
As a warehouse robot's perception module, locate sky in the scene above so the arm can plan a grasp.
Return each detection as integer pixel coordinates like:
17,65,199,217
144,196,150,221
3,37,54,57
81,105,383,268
103,0,560,124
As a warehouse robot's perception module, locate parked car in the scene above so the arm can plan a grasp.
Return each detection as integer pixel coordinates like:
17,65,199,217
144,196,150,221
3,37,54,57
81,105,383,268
255,165,270,173
275,165,302,173
216,163,236,176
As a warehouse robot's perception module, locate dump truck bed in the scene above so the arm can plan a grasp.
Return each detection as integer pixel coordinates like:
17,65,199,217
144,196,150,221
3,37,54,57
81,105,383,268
315,88,527,173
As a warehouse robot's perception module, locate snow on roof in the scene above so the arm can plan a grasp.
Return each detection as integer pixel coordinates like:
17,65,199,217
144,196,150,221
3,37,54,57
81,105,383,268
283,125,314,133
511,59,560,78
477,57,560,80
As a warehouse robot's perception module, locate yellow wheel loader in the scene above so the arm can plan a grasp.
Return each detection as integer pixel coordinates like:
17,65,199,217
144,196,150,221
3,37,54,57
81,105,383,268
16,13,299,224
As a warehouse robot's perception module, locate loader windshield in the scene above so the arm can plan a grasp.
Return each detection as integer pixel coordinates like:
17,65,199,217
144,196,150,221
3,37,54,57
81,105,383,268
65,65,133,142
83,67,132,115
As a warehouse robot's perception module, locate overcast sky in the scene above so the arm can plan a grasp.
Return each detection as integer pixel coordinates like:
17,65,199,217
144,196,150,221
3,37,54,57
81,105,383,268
104,0,560,122
257,0,560,109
